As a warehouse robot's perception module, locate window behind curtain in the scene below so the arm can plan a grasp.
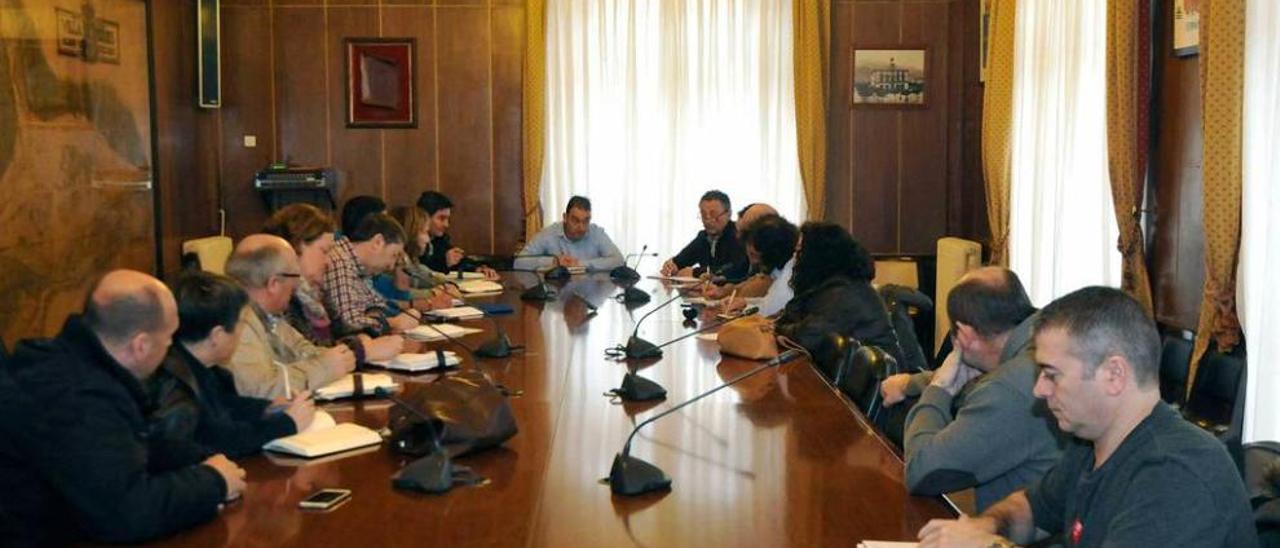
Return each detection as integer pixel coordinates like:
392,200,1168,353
1240,0,1280,443
1008,0,1121,306
541,0,806,258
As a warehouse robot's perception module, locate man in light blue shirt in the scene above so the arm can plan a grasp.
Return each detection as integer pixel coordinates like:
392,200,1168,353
514,196,625,272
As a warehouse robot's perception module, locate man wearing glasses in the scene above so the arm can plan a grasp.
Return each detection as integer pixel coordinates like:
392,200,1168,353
224,234,355,399
660,190,749,281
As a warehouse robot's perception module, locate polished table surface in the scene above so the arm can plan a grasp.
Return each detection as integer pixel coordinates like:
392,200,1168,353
153,275,956,547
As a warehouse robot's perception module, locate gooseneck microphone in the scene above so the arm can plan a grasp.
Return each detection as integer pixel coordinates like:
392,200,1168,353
473,315,522,358
376,387,477,494
412,321,523,397
502,264,562,301
610,245,655,282
606,306,761,402
606,293,683,360
606,348,807,496
418,314,521,359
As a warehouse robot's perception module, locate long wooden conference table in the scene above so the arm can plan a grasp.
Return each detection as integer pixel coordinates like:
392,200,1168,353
153,274,956,547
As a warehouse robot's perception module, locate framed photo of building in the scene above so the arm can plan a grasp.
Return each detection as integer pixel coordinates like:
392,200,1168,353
851,48,927,108
1172,0,1200,57
344,37,417,128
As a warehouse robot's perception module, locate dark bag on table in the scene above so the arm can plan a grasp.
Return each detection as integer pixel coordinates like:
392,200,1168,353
386,370,518,458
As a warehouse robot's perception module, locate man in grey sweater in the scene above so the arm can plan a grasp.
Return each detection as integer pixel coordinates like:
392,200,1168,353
880,267,1066,512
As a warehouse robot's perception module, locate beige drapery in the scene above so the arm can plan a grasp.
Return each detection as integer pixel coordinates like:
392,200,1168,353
981,0,1016,265
1105,0,1155,315
1190,0,1245,396
792,0,829,221
522,0,547,241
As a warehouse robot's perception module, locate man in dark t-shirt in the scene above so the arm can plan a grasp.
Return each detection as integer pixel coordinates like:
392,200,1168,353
916,287,1256,548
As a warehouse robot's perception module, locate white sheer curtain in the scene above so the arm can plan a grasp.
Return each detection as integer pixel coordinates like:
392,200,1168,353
1007,0,1121,306
1239,0,1280,443
542,0,807,258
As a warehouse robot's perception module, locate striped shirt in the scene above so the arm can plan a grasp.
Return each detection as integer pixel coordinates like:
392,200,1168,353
321,237,388,336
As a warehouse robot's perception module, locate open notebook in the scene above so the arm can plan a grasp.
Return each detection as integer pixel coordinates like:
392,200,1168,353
456,280,504,294
434,271,486,281
425,306,485,321
405,323,483,342
368,351,462,372
313,372,398,401
262,410,383,458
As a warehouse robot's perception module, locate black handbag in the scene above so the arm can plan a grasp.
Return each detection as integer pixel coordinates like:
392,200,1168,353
386,370,518,458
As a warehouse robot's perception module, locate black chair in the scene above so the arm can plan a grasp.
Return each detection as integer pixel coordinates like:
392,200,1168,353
877,284,933,373
1159,333,1194,406
1244,441,1280,547
1183,345,1246,439
833,336,899,424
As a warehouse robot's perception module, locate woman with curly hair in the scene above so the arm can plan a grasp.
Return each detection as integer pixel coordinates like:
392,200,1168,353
773,222,906,378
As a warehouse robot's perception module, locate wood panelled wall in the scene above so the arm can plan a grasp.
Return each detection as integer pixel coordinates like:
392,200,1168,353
153,0,528,277
826,0,987,255
1149,0,1204,331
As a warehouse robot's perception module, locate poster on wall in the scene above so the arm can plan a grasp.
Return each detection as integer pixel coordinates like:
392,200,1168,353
1173,0,1200,57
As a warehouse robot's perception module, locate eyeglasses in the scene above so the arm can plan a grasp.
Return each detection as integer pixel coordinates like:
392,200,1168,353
274,272,302,280
698,210,728,221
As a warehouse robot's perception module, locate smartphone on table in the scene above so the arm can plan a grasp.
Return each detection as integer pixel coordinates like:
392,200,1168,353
298,488,352,511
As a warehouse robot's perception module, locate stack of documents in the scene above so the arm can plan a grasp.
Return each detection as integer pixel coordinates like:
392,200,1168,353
425,306,485,321
313,373,398,400
456,279,504,294
405,323,484,342
368,351,462,372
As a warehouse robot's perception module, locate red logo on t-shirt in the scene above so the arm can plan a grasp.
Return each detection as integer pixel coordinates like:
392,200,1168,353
1070,518,1084,545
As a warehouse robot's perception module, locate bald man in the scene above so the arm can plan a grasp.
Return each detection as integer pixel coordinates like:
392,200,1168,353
225,234,355,399
699,203,780,300
882,267,1066,513
0,270,244,544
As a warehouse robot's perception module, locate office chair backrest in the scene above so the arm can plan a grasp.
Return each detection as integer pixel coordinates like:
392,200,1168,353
935,237,981,354
1185,347,1246,432
181,235,234,275
835,341,899,419
1159,333,1194,406
877,284,932,373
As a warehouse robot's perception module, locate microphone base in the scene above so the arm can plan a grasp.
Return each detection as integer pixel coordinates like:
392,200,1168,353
621,286,651,305
474,337,513,359
609,453,671,496
392,451,455,494
521,283,556,301
611,372,667,401
610,266,641,282
624,336,663,360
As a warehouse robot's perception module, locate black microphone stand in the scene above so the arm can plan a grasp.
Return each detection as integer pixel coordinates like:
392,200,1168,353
607,349,806,496
610,246,655,283
606,293,684,360
605,306,761,402
376,387,481,494
413,321,523,397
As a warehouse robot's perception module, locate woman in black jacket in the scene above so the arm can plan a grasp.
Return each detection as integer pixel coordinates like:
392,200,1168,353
773,222,906,379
